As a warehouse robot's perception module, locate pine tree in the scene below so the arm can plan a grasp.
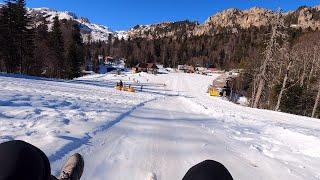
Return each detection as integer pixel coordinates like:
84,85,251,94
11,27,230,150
0,0,34,73
67,42,78,79
34,17,50,76
1,0,17,72
49,16,65,78
0,1,13,72
66,23,84,79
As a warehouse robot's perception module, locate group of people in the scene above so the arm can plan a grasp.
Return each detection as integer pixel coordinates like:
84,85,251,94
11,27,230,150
0,140,233,180
116,80,145,92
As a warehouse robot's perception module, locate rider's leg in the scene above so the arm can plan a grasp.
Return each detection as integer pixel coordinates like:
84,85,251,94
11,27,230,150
0,140,84,180
0,140,53,180
59,153,84,180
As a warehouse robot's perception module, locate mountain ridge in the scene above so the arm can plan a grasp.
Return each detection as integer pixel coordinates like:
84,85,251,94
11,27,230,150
21,5,320,41
123,5,320,39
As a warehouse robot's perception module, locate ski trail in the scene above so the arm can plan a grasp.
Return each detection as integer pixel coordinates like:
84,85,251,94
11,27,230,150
49,97,157,163
53,97,209,180
51,96,295,180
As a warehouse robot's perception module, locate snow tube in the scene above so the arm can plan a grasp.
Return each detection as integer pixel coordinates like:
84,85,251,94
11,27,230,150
209,88,220,96
127,87,135,93
115,86,122,91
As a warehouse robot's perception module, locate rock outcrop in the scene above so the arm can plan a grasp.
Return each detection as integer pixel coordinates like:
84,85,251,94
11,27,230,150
128,6,320,39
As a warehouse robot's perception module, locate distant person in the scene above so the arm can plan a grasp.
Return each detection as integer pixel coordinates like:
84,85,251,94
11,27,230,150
141,85,143,92
119,80,123,88
0,141,233,180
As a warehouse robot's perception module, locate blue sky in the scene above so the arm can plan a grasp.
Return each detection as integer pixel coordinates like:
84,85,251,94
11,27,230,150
2,0,320,30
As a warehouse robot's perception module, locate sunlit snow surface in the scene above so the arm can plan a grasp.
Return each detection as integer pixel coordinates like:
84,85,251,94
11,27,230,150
0,72,320,180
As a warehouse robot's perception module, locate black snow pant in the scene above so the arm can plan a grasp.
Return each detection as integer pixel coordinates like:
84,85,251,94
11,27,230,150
0,140,56,180
183,160,233,180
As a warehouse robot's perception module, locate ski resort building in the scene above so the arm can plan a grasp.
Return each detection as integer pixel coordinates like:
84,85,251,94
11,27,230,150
133,63,159,74
177,65,195,73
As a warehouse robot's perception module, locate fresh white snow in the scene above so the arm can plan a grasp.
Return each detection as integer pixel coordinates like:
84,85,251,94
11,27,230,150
0,72,320,180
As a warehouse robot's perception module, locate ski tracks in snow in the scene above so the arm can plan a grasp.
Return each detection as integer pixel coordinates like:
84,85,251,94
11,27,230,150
2,73,320,180
49,97,158,163
68,96,243,180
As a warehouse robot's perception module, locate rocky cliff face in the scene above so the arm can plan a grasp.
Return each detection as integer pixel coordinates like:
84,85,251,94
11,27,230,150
204,7,274,28
9,5,320,41
128,6,320,39
295,6,320,29
126,21,198,39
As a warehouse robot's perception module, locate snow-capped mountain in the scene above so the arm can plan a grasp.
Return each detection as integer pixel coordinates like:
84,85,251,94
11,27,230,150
21,5,320,41
28,8,127,42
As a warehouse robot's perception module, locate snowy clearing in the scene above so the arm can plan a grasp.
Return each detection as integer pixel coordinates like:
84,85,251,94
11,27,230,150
0,72,320,180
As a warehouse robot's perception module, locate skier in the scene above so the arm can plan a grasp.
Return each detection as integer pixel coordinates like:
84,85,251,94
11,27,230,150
0,140,233,180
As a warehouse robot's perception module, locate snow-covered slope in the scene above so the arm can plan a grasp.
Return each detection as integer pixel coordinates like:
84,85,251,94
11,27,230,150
29,8,127,42
0,72,320,179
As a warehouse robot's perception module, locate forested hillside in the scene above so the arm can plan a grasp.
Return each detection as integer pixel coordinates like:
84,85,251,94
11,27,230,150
0,0,84,79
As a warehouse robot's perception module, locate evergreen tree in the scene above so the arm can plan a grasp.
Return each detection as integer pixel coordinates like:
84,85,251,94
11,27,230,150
66,23,84,79
34,18,50,76
0,0,35,74
67,42,79,79
49,16,65,78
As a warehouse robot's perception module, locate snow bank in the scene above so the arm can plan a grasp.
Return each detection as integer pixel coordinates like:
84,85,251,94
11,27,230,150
0,73,159,161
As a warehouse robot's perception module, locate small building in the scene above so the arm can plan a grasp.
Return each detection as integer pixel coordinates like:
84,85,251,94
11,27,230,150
135,63,148,73
207,68,225,74
98,56,126,74
177,65,195,73
104,56,126,69
104,56,114,65
133,63,159,74
156,64,164,69
98,55,104,65
177,65,186,71
132,67,139,74
147,63,158,74
156,64,169,74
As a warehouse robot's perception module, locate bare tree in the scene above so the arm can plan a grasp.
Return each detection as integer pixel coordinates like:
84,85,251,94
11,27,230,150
312,81,320,118
253,9,287,108
275,43,292,111
312,46,320,118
